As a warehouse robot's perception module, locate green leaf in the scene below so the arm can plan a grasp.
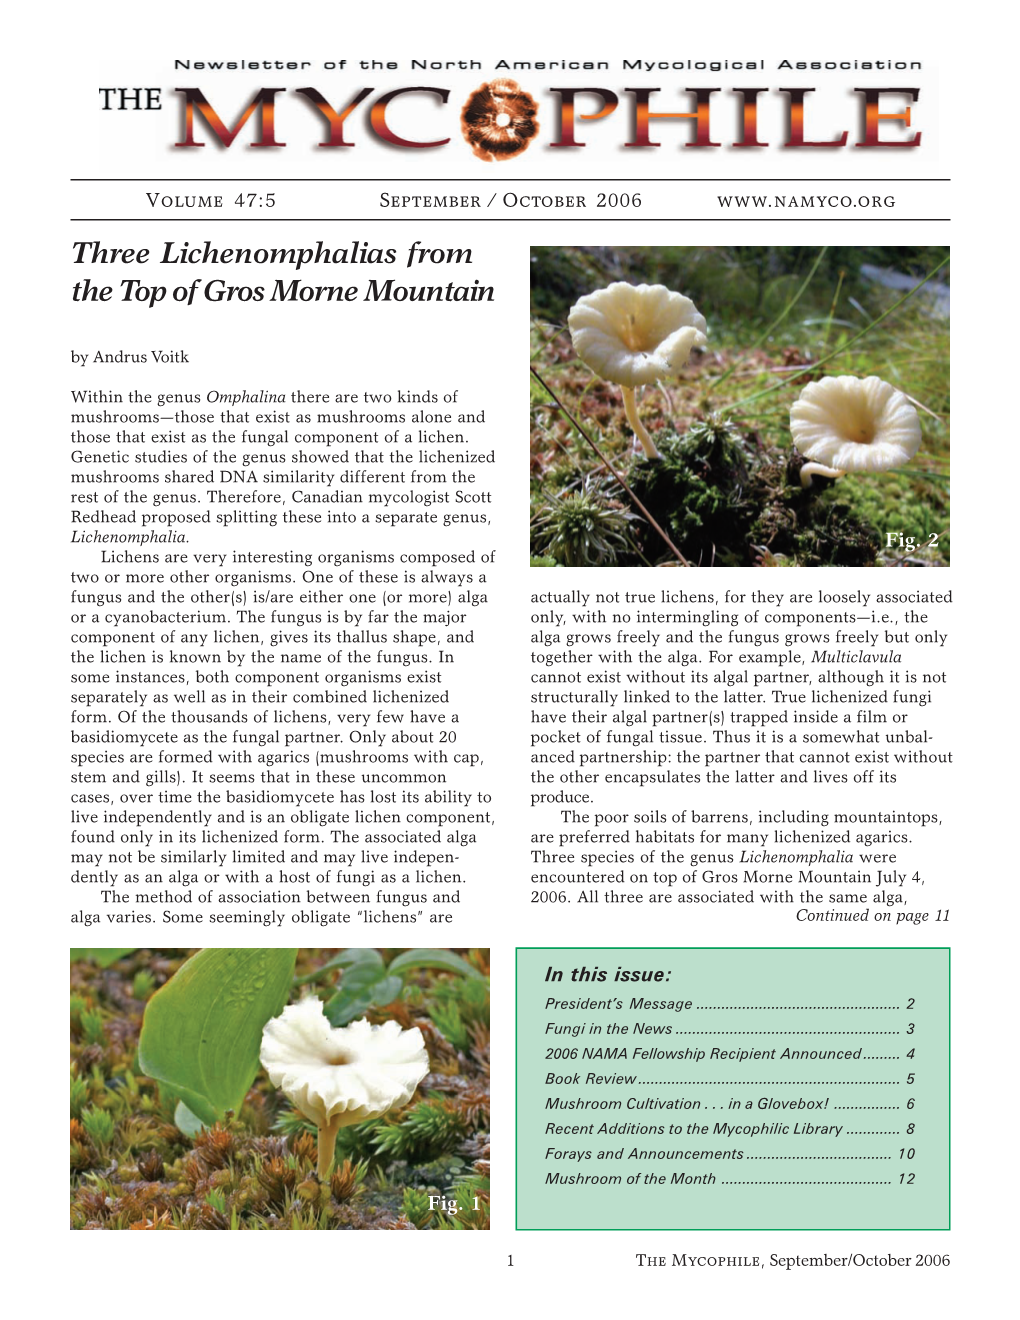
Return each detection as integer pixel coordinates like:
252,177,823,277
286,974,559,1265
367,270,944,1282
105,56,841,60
294,947,384,986
70,948,137,967
387,949,484,981
174,1100,207,1137
323,961,398,1027
370,975,404,1007
138,948,297,1125
324,992,375,1028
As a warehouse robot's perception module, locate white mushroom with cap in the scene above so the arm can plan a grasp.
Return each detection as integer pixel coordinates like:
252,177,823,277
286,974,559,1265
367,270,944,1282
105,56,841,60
260,996,430,1179
790,375,922,487
568,282,708,460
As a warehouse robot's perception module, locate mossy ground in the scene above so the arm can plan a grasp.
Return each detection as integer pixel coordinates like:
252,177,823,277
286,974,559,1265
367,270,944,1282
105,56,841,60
70,949,490,1230
530,247,949,568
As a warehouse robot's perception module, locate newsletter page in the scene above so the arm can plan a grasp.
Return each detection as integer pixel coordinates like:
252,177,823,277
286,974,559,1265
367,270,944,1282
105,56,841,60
35,4,1008,1312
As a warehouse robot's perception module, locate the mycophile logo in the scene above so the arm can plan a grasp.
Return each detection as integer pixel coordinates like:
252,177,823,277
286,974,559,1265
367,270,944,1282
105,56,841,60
171,84,921,152
460,79,539,161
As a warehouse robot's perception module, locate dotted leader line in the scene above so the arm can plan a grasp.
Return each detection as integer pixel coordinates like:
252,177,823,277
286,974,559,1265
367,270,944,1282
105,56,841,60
745,1156,892,1160
675,1031,901,1036
721,1180,893,1186
696,1007,900,1011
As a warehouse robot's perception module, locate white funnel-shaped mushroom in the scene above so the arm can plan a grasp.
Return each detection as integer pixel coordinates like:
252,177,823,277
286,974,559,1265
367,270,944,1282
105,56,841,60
568,282,708,459
260,997,429,1179
790,375,922,487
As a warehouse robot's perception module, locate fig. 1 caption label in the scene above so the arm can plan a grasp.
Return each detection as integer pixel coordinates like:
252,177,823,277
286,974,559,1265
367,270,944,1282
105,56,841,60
516,947,948,1230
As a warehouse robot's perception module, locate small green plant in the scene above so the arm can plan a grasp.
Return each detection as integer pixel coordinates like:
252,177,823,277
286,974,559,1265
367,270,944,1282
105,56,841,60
402,1186,434,1227
430,1000,467,1050
80,1010,106,1045
81,1106,116,1146
70,1073,89,1119
440,1176,490,1230
295,946,483,1026
372,1099,466,1163
531,478,640,566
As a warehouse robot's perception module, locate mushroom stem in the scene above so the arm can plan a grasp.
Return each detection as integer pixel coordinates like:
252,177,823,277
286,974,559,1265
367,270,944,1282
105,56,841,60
799,462,846,488
621,386,660,460
317,1115,343,1181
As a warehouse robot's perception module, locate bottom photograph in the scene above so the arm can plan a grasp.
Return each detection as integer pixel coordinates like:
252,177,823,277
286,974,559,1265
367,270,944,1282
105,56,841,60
70,947,490,1230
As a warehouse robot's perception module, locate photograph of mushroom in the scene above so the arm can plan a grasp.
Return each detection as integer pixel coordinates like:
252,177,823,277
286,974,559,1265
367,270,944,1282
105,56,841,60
530,247,949,567
70,948,490,1229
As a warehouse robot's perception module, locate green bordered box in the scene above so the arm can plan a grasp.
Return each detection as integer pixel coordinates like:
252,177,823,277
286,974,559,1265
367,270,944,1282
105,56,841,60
516,947,949,1230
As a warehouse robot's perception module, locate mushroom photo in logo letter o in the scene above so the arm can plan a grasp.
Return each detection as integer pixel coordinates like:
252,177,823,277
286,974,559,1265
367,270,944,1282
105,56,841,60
461,79,539,161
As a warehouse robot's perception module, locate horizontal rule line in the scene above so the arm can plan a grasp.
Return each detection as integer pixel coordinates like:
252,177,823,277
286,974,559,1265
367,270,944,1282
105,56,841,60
70,177,953,183
70,216,952,222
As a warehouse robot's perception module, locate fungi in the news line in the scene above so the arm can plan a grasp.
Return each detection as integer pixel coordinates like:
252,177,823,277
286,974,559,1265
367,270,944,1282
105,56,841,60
260,997,430,1181
460,79,539,162
790,375,923,487
568,282,708,460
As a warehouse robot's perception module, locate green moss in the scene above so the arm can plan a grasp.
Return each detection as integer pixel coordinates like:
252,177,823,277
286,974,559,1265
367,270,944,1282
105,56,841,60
787,492,883,567
531,479,641,566
402,1186,435,1227
81,1106,116,1146
132,969,157,1000
70,1073,89,1119
828,472,949,563
544,422,937,569
626,421,753,565
80,1009,106,1045
372,1100,467,1163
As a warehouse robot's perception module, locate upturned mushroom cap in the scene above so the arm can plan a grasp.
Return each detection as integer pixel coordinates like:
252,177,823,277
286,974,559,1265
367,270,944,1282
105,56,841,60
790,375,922,474
568,282,708,387
260,997,429,1129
